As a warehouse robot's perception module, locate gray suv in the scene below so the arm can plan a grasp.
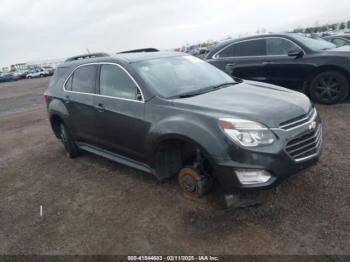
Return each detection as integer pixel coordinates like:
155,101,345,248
44,51,322,198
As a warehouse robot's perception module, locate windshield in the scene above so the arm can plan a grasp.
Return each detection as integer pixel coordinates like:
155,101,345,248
292,34,336,51
131,55,234,98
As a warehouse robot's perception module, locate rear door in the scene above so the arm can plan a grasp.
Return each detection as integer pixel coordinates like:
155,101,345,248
93,63,148,162
208,38,268,81
63,64,98,143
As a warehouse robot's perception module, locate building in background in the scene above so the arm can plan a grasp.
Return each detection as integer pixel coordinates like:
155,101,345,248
1,67,9,73
25,58,65,69
10,63,27,71
9,58,65,72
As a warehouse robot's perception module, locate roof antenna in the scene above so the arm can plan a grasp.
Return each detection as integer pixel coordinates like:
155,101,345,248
86,48,91,54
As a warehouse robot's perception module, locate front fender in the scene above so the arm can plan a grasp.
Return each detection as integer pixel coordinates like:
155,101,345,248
144,115,230,166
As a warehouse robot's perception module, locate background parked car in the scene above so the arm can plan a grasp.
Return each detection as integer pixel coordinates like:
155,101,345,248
26,68,49,79
10,70,28,79
206,33,350,104
199,47,210,54
323,35,350,47
42,66,55,76
185,45,200,56
0,73,19,82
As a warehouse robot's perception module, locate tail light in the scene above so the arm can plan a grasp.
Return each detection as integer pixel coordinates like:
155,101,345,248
43,90,49,105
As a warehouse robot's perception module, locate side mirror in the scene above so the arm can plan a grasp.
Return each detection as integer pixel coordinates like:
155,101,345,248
288,50,304,58
136,89,143,101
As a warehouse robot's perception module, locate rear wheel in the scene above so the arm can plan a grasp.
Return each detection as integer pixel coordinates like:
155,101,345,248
308,71,349,104
59,123,80,158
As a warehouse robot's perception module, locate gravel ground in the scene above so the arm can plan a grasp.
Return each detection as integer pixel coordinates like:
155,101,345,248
0,78,349,255
0,78,47,116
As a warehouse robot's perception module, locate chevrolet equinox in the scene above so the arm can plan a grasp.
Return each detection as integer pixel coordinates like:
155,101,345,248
44,51,323,198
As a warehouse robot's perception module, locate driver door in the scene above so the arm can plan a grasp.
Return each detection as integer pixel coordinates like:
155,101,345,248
93,64,149,162
263,37,311,90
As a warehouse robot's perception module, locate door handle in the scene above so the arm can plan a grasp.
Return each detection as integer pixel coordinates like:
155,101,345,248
95,103,105,112
262,61,273,65
226,63,236,67
64,95,70,104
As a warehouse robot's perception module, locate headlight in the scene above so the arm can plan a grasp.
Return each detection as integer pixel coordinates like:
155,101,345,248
218,118,276,147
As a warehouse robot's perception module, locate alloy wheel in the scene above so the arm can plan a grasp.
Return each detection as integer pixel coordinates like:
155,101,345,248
314,75,341,102
310,71,349,104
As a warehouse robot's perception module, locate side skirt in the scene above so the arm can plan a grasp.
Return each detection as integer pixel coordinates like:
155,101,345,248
76,142,155,175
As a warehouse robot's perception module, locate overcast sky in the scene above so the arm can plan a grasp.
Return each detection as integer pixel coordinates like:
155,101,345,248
1,0,349,68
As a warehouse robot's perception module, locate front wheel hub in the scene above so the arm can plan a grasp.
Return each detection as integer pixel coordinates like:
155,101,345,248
178,167,212,198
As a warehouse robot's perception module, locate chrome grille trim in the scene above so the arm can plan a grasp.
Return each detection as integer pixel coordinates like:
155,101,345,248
295,134,322,162
286,126,322,152
285,125,322,162
279,108,317,131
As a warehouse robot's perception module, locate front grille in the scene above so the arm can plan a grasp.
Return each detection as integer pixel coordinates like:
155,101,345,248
286,125,322,162
279,108,316,131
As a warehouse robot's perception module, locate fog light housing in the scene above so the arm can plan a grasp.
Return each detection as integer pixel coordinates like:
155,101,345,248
235,170,272,185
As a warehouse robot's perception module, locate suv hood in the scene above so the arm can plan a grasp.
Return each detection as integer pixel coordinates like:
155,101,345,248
321,45,350,56
173,80,312,128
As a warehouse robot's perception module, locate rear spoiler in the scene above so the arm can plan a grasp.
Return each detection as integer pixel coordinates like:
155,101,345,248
65,52,110,62
118,48,159,54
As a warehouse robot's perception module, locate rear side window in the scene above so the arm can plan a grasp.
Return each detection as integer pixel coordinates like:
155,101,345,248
48,67,69,89
99,64,138,100
71,65,98,94
65,75,73,90
266,38,300,55
218,39,266,57
217,45,235,58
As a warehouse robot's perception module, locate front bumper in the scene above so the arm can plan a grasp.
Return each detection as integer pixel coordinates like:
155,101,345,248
213,120,323,194
214,154,320,193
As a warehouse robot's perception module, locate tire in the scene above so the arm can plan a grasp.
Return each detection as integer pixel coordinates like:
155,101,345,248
59,123,80,158
40,74,44,78
308,71,349,104
27,76,32,79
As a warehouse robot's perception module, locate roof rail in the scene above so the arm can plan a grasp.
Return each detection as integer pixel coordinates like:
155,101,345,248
65,52,110,62
117,48,159,54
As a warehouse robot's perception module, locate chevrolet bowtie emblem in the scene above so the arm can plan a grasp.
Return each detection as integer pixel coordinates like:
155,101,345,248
309,121,317,130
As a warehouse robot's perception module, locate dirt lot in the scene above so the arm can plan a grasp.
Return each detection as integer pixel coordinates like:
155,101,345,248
0,78,349,255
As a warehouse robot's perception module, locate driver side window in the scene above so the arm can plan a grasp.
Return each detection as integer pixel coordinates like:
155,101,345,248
266,38,301,56
99,64,139,100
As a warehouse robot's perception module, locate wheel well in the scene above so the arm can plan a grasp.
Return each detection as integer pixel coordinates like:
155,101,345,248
154,138,213,180
50,115,63,139
304,65,350,95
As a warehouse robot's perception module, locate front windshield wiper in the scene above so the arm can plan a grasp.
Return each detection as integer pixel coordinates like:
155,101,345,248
175,82,237,99
320,46,336,50
212,82,237,90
